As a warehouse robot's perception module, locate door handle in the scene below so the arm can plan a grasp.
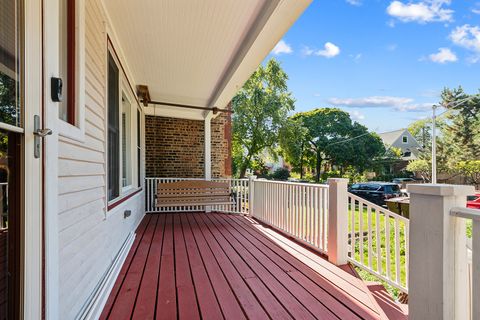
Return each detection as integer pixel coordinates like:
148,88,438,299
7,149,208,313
33,115,52,158
34,128,53,137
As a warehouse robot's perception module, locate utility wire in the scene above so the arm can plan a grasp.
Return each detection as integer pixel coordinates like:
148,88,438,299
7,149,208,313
326,132,372,147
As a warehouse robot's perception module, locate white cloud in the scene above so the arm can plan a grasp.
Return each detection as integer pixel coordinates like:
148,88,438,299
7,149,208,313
387,0,454,23
328,96,413,108
473,9,480,15
450,25,480,51
449,24,480,62
428,48,458,63
346,0,362,6
350,110,365,121
271,40,293,55
304,43,341,58
328,96,434,112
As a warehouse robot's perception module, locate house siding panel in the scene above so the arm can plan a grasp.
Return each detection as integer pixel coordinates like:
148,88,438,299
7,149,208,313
56,0,144,318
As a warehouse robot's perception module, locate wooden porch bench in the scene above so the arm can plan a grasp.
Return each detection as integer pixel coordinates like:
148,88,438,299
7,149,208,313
156,180,235,208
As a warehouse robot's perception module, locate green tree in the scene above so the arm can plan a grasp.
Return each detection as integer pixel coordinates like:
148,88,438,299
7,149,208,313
455,160,480,186
408,119,431,149
441,87,480,163
278,117,311,179
282,108,385,182
232,59,295,177
406,159,431,182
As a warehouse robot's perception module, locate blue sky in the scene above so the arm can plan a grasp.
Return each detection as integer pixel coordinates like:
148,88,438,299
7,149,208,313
267,0,480,132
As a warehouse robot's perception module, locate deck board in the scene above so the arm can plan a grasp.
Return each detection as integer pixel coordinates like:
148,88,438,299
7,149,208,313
101,212,388,320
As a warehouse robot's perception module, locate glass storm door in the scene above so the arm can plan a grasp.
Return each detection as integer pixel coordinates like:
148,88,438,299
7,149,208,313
0,0,24,319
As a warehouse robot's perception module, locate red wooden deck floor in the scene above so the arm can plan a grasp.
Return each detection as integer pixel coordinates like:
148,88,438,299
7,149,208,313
100,213,389,320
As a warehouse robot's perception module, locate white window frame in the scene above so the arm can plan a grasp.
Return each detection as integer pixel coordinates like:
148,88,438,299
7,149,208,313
106,47,141,208
136,106,143,189
57,0,86,142
402,135,408,144
120,86,135,193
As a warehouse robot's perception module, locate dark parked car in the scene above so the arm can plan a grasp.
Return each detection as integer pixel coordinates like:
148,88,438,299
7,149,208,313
392,178,415,185
349,182,402,206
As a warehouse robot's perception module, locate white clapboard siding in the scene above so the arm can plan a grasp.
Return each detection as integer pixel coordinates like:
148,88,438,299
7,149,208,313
56,0,145,318
58,186,104,213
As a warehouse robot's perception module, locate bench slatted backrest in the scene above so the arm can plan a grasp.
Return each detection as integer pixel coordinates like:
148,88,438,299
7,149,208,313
156,180,234,207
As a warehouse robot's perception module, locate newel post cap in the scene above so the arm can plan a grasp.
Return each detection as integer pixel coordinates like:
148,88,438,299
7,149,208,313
327,178,349,184
407,184,474,196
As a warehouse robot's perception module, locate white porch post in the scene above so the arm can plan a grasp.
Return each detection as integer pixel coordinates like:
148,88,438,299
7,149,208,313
248,176,256,216
204,111,213,180
327,178,349,265
204,111,213,213
408,184,474,320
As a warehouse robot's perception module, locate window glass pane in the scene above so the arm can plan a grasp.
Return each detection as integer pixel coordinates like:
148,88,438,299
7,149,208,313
58,0,68,121
58,0,75,124
107,53,119,201
121,94,131,188
137,109,141,187
0,0,21,127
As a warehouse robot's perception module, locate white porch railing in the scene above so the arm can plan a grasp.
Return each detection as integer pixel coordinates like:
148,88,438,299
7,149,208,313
251,179,329,254
145,177,249,214
450,207,479,320
348,193,409,293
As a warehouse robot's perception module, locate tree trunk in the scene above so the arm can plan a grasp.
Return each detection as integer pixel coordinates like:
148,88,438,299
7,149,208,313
239,161,248,178
300,155,304,180
315,150,322,183
239,154,252,178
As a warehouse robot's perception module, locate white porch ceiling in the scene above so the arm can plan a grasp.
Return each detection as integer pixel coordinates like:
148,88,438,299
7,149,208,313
102,0,311,120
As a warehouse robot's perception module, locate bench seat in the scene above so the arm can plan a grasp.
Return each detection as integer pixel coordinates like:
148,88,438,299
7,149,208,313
156,180,235,208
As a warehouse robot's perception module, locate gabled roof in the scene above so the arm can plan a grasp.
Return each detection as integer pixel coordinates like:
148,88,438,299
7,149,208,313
378,129,408,146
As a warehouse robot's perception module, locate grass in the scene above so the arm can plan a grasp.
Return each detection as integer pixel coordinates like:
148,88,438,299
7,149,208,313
348,203,408,300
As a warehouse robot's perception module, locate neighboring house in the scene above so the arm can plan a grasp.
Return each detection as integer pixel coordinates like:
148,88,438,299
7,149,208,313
378,129,423,174
378,128,423,161
260,150,287,173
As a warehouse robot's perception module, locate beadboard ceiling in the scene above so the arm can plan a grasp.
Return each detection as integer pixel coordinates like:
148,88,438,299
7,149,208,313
102,0,311,119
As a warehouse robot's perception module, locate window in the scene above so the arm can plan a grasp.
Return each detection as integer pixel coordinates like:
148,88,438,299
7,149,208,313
402,136,408,143
121,93,132,189
137,109,141,187
59,0,76,124
107,50,141,204
107,53,119,201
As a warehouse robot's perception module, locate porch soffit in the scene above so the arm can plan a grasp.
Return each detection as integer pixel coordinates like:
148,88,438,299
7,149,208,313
102,0,311,120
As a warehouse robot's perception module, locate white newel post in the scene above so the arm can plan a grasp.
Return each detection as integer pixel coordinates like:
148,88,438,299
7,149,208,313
327,178,349,265
248,176,256,217
408,184,474,320
204,111,213,213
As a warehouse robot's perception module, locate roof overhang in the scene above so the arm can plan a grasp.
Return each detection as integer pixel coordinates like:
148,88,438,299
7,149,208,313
102,0,311,120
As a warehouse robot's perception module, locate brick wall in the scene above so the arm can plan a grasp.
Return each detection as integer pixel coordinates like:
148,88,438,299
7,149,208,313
145,112,232,178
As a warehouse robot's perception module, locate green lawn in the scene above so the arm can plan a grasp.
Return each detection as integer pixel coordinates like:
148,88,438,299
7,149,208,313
348,204,408,299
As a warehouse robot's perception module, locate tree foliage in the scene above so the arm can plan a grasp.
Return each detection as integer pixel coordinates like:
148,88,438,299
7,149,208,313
406,159,431,182
441,87,480,164
455,160,480,185
280,108,385,182
232,59,295,177
407,87,480,183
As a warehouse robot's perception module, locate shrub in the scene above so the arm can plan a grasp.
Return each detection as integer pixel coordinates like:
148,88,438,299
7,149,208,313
271,167,290,181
